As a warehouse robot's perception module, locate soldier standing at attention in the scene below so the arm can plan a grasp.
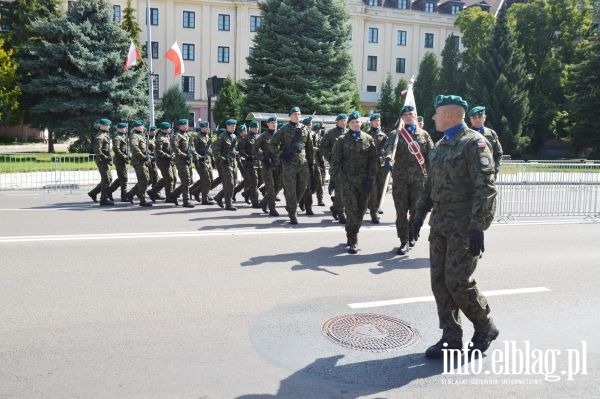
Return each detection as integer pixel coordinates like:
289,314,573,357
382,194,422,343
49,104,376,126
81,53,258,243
254,116,282,216
125,120,152,207
189,121,216,205
330,111,377,254
384,105,434,255
414,95,498,359
320,114,348,224
366,113,388,224
467,106,503,179
169,119,195,208
88,118,114,206
213,119,239,211
107,122,130,202
268,106,314,225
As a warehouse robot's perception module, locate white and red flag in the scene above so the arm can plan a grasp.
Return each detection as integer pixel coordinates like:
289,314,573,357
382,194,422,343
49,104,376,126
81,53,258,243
164,41,185,76
123,40,140,71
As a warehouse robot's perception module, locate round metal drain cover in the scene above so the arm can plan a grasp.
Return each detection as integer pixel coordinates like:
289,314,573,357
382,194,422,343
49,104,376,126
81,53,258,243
322,313,420,352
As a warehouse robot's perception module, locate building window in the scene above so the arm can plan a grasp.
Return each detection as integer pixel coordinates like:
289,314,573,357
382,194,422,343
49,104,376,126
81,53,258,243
250,15,262,32
425,2,435,13
451,4,462,15
367,56,377,71
398,0,408,9
149,8,158,26
451,35,460,50
182,76,195,100
249,47,254,58
152,74,159,99
182,43,195,61
397,30,407,46
218,46,230,63
183,11,195,28
367,0,381,6
151,41,159,59
366,85,377,92
113,5,121,23
368,27,379,43
425,33,434,48
396,58,406,73
218,14,230,31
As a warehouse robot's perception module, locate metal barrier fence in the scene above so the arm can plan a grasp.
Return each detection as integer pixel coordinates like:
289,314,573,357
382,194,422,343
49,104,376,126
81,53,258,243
1,155,599,220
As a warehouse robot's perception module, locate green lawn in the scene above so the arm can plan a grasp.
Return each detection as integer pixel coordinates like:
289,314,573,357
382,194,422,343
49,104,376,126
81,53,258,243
0,154,97,173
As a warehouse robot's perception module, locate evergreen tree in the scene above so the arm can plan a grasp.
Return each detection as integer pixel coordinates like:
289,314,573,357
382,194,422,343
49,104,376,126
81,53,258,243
392,78,408,124
414,52,440,132
377,74,396,132
469,7,530,156
213,76,245,127
156,85,189,126
17,0,147,152
0,38,20,125
439,34,464,96
245,0,358,114
121,0,141,44
567,32,600,157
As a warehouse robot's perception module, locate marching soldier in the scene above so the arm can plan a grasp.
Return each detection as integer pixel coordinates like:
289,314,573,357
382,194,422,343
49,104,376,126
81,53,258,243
107,122,130,202
213,119,239,211
189,121,216,205
125,120,152,206
330,111,377,254
169,119,195,208
88,118,114,206
320,114,348,224
146,125,161,201
384,105,434,255
298,116,317,215
232,124,249,203
254,115,282,216
237,120,262,208
414,95,498,358
313,124,326,207
148,122,176,203
366,113,388,224
268,106,314,225
467,106,503,179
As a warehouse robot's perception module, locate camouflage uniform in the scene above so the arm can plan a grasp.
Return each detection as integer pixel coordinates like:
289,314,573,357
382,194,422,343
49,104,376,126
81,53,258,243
237,130,261,206
108,133,129,200
367,127,388,220
213,130,238,209
254,128,282,214
189,131,215,204
147,135,159,187
90,129,113,204
385,125,434,245
330,130,377,247
314,128,326,205
477,127,503,178
126,131,151,205
319,126,346,219
269,122,314,222
416,124,497,343
150,132,175,199
171,130,194,206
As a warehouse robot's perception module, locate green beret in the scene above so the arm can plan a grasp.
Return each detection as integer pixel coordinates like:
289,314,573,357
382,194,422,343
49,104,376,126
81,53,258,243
369,113,380,121
149,125,156,131
218,128,226,135
116,122,128,129
417,115,424,122
302,116,313,125
236,124,247,132
468,106,486,117
335,113,348,121
400,105,415,115
159,122,171,129
434,95,468,111
249,120,259,128
347,111,360,121
176,119,188,127
132,120,144,128
98,118,112,126
289,106,300,115
277,122,284,129
198,121,209,128
225,118,237,125
267,115,278,123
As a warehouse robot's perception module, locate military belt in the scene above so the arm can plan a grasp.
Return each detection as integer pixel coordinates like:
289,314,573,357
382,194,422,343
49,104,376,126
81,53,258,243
433,201,472,212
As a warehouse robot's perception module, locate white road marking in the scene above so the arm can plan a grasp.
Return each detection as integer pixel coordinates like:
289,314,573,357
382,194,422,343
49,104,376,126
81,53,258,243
347,287,551,309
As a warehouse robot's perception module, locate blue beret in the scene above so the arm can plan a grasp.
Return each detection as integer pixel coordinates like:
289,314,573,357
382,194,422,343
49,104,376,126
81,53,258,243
400,105,415,115
417,116,424,122
159,122,171,129
336,113,348,121
267,115,278,123
176,119,189,126
225,118,237,125
98,118,112,126
236,124,247,132
249,120,259,128
132,120,144,128
198,121,209,128
434,95,468,111
369,113,380,121
116,122,128,128
468,106,486,117
289,106,300,115
347,111,360,121
302,116,313,125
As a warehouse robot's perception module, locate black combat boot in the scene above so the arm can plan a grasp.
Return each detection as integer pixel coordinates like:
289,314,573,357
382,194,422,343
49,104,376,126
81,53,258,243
201,196,215,205
397,241,409,255
370,210,380,224
182,201,195,208
214,193,224,208
330,206,338,220
269,208,280,217
338,213,347,224
88,192,98,202
147,190,158,203
139,200,152,207
348,236,358,254
261,199,268,214
99,198,114,206
425,338,463,359
409,230,416,247
298,199,305,211
193,191,201,203
305,206,314,215
468,322,499,356
289,213,298,225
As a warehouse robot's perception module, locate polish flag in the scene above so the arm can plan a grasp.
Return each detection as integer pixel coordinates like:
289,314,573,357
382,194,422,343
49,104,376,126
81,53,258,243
165,41,185,76
124,40,140,71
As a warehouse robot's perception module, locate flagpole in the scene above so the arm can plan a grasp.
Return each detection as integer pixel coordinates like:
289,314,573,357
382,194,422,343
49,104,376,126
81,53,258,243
146,0,155,126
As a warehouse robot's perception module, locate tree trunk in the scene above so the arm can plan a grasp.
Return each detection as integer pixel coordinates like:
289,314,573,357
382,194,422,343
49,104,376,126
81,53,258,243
48,130,55,153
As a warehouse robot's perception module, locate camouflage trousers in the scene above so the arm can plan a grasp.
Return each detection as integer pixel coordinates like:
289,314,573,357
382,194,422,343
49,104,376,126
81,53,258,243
215,161,236,206
330,175,345,214
128,162,150,202
392,177,425,242
172,160,191,202
149,161,159,186
342,180,369,243
281,161,309,215
429,225,491,341
261,164,282,211
90,161,112,200
368,166,387,214
108,159,128,197
152,160,175,197
190,161,213,199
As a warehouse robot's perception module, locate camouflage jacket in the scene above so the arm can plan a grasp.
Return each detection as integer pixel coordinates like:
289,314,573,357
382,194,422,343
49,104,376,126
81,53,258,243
129,132,148,166
269,122,314,166
385,126,434,182
112,134,128,162
254,129,280,167
416,125,497,232
330,130,377,186
368,127,389,168
319,126,345,164
479,127,503,176
173,131,193,163
93,131,111,163
156,134,173,163
213,131,238,167
194,133,213,163
238,132,259,166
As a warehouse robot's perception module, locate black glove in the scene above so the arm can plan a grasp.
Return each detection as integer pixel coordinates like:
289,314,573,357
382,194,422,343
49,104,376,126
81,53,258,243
413,215,424,240
469,229,485,257
384,158,393,173
328,179,335,195
363,178,374,191
142,156,149,162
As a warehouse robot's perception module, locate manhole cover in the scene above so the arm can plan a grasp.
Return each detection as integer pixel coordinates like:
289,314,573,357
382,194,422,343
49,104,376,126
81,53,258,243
322,313,420,352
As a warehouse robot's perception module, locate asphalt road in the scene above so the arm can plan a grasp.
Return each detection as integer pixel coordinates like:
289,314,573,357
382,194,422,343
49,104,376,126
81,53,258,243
0,189,598,399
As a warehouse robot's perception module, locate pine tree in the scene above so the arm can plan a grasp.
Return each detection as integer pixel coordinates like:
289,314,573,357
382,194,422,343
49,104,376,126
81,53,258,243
245,0,358,114
17,0,147,152
469,7,530,156
392,78,408,122
121,0,141,44
157,85,190,126
377,74,395,132
439,34,464,96
414,52,440,131
213,76,246,127
0,38,20,125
